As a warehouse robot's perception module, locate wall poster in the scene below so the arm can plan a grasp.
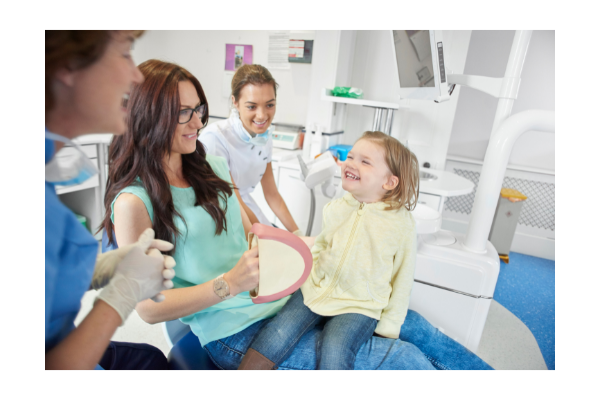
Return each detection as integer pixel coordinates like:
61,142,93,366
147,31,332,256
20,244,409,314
225,44,253,71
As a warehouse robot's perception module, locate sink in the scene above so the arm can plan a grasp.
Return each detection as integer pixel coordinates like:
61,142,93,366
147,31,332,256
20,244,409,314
420,171,438,181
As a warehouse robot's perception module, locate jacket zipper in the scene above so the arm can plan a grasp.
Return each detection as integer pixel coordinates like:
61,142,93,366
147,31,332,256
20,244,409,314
308,202,365,307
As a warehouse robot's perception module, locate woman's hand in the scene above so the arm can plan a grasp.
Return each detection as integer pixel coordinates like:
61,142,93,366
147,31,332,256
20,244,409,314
224,246,260,296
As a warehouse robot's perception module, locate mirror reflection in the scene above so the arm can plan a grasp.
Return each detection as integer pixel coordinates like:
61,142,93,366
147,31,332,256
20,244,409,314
393,30,435,88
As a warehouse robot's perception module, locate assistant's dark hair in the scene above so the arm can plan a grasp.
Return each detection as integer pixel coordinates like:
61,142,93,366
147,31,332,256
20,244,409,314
101,59,233,252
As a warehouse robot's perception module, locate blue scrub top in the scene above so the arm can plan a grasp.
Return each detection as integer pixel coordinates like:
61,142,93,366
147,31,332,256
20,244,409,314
45,137,98,355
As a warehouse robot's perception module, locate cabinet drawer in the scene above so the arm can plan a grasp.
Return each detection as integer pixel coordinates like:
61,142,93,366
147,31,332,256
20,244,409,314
417,192,441,211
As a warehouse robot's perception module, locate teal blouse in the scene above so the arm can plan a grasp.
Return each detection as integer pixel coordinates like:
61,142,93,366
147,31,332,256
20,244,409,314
110,154,288,346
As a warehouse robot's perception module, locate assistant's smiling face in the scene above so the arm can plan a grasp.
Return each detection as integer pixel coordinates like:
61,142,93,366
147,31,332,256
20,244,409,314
233,83,276,136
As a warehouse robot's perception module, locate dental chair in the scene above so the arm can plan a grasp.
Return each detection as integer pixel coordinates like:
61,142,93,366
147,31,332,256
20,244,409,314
162,321,218,370
101,230,218,370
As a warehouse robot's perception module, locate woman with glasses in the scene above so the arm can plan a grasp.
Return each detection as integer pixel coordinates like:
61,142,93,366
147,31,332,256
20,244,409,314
108,59,493,370
199,65,303,235
45,31,175,370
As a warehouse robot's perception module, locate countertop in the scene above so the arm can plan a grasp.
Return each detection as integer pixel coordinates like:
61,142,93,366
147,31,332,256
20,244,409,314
418,168,474,197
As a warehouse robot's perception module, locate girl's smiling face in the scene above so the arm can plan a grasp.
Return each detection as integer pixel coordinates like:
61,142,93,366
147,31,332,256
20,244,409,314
341,139,399,203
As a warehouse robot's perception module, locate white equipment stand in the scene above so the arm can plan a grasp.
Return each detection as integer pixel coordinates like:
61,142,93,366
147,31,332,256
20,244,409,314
409,31,555,352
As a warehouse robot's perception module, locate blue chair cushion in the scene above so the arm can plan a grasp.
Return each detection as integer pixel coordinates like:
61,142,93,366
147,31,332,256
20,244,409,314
168,331,219,370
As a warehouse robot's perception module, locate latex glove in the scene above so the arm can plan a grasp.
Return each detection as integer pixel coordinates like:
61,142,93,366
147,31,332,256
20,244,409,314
92,233,175,293
95,228,176,325
292,229,305,237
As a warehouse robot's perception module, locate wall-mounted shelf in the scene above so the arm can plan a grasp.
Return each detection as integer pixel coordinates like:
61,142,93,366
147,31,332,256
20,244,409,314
321,88,408,134
321,88,407,110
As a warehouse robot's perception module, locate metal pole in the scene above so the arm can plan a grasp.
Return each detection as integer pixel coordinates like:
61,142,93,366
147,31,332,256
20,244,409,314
462,110,554,253
489,30,532,137
384,108,394,134
461,30,533,253
372,108,382,131
306,188,316,236
379,109,388,131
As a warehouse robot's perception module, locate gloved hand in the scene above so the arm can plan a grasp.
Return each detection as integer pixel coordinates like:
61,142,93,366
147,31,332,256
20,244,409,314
292,229,305,237
95,228,176,325
92,230,175,303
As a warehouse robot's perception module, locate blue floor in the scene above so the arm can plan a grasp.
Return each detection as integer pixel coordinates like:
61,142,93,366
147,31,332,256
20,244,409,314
493,252,555,370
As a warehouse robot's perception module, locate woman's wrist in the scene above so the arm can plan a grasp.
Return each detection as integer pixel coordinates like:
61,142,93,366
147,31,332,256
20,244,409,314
222,272,238,297
93,299,124,327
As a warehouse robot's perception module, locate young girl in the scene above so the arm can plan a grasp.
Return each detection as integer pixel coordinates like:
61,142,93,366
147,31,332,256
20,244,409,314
238,131,420,370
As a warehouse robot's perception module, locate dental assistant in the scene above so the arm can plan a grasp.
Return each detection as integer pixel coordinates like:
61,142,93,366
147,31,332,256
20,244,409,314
45,31,175,370
199,65,302,235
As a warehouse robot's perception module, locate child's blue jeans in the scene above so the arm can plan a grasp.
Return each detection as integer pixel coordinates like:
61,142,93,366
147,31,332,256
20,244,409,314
249,290,377,370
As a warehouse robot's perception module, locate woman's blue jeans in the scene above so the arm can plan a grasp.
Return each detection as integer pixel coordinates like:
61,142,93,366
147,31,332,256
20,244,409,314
249,290,378,370
204,308,493,370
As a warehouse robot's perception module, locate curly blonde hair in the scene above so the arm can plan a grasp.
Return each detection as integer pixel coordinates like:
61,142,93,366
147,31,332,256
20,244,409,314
358,131,420,211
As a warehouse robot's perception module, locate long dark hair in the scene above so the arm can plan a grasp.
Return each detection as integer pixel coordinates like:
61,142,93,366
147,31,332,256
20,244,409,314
101,59,234,252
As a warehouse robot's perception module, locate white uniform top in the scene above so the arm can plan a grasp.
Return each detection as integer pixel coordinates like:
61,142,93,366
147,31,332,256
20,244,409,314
199,113,274,225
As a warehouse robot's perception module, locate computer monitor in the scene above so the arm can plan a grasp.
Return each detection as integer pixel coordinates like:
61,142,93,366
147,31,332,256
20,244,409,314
390,30,452,102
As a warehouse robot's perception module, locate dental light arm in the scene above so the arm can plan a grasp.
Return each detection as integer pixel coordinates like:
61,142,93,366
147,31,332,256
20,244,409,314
297,152,338,194
297,153,339,235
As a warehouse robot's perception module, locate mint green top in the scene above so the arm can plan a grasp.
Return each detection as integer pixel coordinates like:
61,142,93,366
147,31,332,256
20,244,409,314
110,154,288,346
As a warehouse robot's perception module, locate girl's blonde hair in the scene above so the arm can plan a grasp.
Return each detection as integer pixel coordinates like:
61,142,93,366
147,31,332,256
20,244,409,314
358,131,420,211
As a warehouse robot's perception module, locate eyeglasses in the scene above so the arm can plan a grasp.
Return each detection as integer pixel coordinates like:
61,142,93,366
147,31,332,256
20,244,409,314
178,104,207,124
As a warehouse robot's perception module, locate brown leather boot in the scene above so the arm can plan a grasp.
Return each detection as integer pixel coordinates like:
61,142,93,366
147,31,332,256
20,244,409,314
238,348,276,370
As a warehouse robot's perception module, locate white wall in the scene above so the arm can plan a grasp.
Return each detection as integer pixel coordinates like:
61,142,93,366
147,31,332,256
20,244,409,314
343,30,472,169
304,30,357,134
131,30,313,126
448,30,555,172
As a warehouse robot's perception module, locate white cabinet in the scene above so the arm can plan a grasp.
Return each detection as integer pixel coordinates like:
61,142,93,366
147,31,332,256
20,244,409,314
54,135,112,240
409,280,492,351
250,179,275,224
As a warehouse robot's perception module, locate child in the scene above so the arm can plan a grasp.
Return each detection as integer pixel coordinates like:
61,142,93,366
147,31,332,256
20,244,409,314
238,131,420,370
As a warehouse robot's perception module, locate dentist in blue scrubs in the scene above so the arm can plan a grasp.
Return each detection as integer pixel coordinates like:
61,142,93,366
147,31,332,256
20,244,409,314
45,31,176,370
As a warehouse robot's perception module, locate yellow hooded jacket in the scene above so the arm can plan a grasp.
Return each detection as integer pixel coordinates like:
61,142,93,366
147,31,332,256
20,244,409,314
301,192,416,339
